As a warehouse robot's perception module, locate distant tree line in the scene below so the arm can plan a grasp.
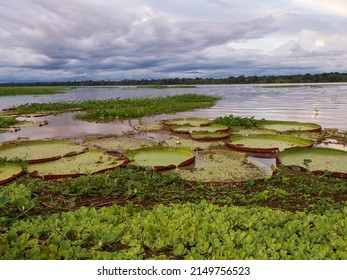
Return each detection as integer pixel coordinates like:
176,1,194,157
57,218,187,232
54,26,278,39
2,72,347,86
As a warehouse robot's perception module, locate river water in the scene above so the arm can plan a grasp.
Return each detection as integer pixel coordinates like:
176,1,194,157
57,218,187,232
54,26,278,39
0,83,346,142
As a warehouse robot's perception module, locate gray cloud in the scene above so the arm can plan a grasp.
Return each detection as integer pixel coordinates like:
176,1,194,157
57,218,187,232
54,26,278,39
1,0,347,82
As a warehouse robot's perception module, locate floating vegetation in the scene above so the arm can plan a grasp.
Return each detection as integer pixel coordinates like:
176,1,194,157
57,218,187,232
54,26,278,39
282,131,323,142
227,134,313,154
0,163,23,185
277,147,347,178
232,127,277,136
163,137,224,150
0,140,87,163
126,146,195,170
0,118,19,128
28,150,126,179
12,94,219,122
134,123,164,132
176,149,271,182
0,86,67,96
212,114,262,128
190,131,230,141
165,118,210,127
0,119,48,133
171,124,229,134
259,120,321,132
84,135,159,152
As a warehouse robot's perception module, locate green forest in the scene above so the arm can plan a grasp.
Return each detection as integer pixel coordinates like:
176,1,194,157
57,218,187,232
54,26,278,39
1,72,347,87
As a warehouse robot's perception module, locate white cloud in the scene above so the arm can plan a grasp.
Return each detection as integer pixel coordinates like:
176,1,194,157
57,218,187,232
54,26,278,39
290,0,347,17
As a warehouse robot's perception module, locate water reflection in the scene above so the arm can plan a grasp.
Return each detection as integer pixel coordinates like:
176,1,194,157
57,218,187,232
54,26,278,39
0,113,135,142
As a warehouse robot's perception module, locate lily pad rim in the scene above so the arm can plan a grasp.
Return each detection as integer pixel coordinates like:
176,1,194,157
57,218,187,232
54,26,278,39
0,163,24,185
276,147,347,179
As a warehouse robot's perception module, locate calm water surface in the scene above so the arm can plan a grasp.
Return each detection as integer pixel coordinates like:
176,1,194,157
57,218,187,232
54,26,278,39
1,84,346,143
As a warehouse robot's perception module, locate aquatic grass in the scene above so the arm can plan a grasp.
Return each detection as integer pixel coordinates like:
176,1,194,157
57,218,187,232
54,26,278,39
0,86,67,96
0,118,19,128
12,94,219,121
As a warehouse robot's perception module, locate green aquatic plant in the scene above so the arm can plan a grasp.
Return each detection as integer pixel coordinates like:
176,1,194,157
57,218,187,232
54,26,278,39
190,131,230,141
0,163,23,185
176,149,272,182
163,137,224,150
277,147,347,177
84,135,159,151
165,118,210,127
212,114,263,128
228,134,313,153
258,120,321,132
171,124,228,134
0,86,67,96
0,118,19,128
11,94,219,122
1,201,346,260
0,140,87,163
126,146,195,170
27,150,126,179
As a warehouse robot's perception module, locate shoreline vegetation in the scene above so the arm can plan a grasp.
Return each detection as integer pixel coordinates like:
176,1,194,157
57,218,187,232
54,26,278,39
0,86,69,96
5,94,220,121
1,72,347,87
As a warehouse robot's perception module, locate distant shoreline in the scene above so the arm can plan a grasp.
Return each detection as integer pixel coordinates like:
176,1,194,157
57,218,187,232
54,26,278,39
1,72,347,86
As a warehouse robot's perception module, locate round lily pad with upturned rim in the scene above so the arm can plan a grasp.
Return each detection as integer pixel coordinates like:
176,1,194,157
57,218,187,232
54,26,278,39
233,126,277,136
84,135,159,152
171,124,229,134
0,140,87,163
163,137,224,150
227,134,313,154
28,150,127,179
165,118,210,126
277,147,347,178
0,163,23,185
126,146,195,171
190,131,230,141
258,120,321,132
134,123,164,132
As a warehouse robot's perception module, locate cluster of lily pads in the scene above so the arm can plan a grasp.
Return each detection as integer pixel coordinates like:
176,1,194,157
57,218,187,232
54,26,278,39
1,117,346,185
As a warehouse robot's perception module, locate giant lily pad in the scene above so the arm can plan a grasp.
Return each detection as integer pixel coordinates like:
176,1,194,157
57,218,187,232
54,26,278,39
171,124,229,134
126,146,195,170
134,123,164,132
28,150,126,179
165,118,210,126
259,120,321,132
176,149,272,183
227,134,313,154
233,127,277,136
163,137,224,150
0,140,87,163
190,131,230,141
277,147,347,178
0,163,23,185
84,135,159,151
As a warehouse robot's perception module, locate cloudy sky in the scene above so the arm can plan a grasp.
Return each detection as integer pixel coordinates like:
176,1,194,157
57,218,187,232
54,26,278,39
1,0,347,82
